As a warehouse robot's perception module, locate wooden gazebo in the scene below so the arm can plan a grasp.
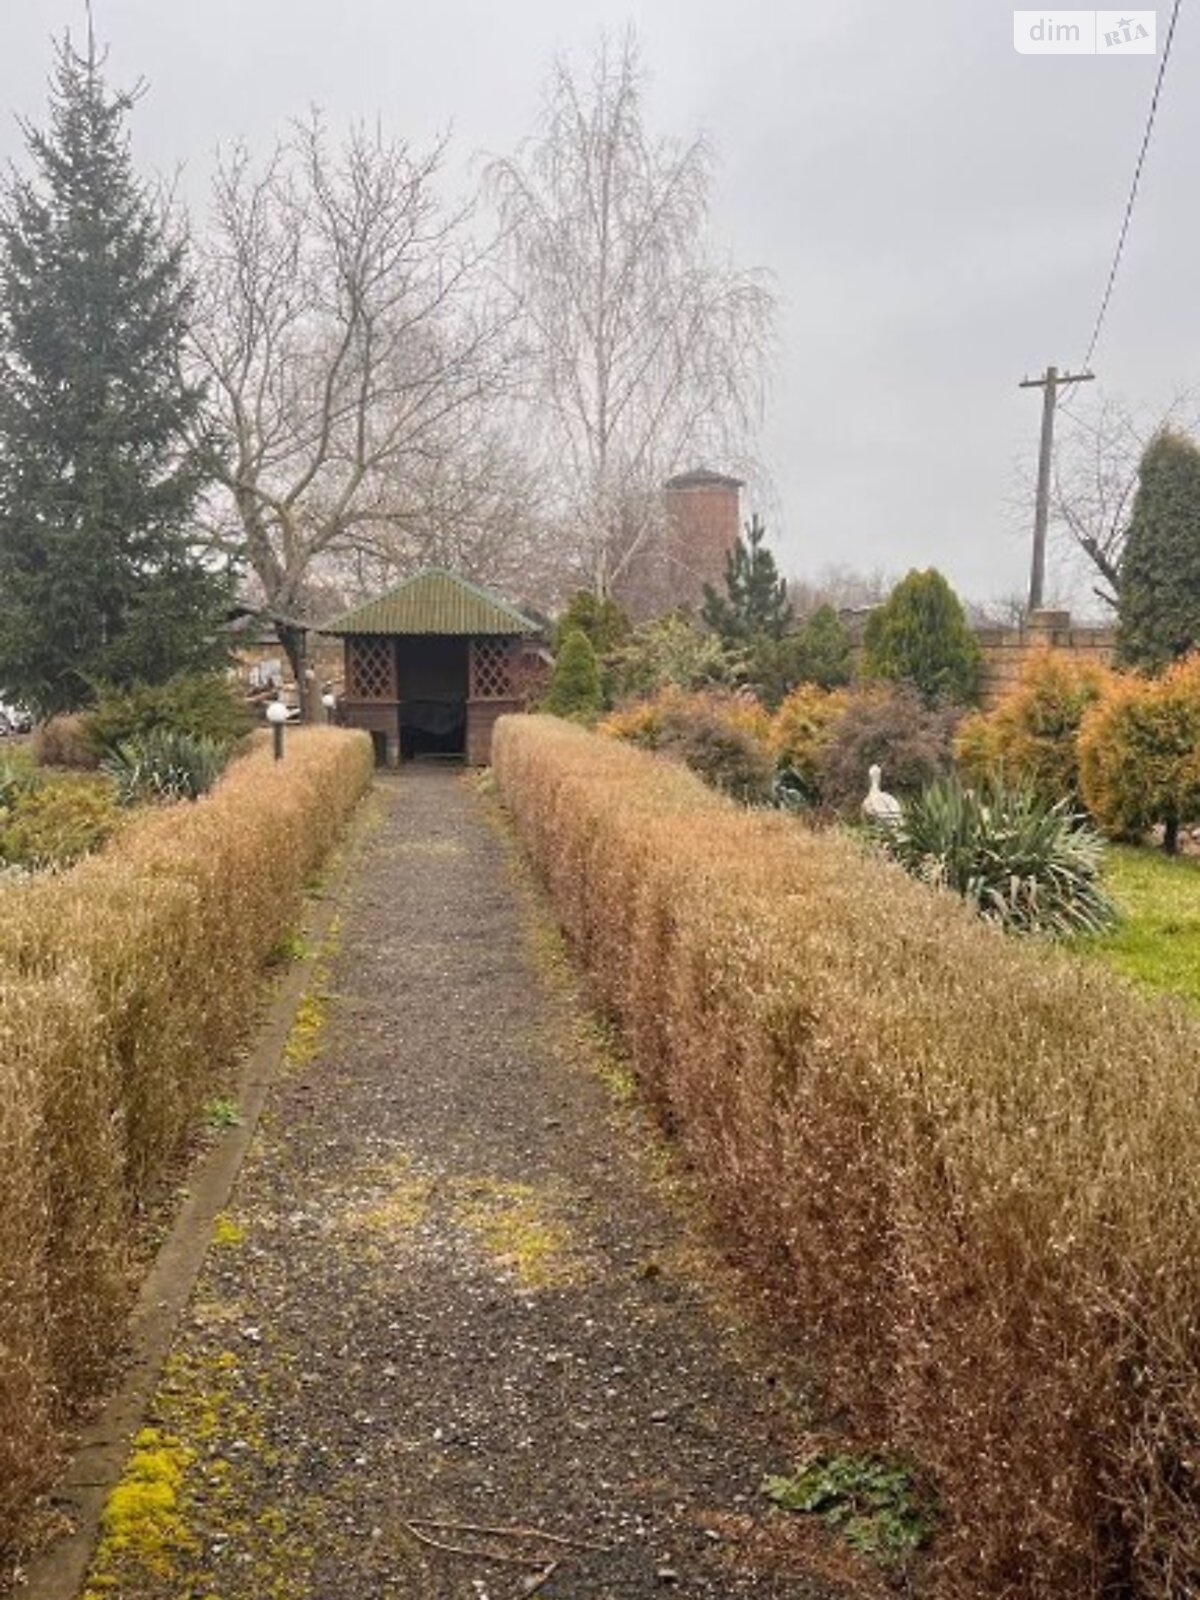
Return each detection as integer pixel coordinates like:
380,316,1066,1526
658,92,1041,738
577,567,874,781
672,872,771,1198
321,570,541,767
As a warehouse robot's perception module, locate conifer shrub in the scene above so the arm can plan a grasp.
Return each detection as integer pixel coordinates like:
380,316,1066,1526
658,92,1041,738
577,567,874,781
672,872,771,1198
1117,429,1200,670
553,590,631,655
954,651,1112,811
818,684,960,817
85,672,253,753
543,628,603,719
0,775,123,868
494,715,1200,1598
1078,653,1200,853
861,568,981,705
785,604,854,689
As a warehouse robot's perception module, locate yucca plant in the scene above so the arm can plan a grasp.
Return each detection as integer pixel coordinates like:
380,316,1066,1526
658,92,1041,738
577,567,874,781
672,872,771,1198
102,729,231,806
881,776,1118,937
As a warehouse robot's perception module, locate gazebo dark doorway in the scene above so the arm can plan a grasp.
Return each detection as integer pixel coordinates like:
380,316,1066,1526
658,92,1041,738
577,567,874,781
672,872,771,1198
397,635,467,759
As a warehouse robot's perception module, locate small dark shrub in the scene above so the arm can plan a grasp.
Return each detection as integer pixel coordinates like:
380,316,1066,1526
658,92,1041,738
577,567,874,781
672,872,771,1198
32,713,100,770
818,685,959,816
86,673,252,754
882,776,1117,936
658,702,774,803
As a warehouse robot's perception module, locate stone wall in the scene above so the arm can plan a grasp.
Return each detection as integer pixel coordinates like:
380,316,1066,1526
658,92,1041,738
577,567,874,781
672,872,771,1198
975,609,1117,708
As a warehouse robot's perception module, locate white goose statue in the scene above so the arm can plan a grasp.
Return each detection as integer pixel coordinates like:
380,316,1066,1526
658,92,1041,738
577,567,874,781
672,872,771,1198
862,764,902,827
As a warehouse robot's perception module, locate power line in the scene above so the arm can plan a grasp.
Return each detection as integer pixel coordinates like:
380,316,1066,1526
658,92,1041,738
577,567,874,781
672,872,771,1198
1082,0,1185,368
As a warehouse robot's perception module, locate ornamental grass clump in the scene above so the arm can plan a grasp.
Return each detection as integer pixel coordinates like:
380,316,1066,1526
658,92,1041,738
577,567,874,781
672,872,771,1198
494,714,1200,1600
103,728,231,804
0,727,372,1559
883,776,1117,936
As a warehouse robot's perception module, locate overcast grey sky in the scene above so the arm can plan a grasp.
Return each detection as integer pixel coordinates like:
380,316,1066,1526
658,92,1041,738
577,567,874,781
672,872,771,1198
2,1,1196,609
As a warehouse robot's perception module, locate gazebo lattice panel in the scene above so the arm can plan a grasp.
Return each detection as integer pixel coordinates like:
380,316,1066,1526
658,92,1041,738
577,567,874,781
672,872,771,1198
470,638,512,700
348,637,394,700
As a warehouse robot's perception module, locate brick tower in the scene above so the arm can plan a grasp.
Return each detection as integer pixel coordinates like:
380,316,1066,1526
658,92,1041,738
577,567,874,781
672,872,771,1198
660,468,744,612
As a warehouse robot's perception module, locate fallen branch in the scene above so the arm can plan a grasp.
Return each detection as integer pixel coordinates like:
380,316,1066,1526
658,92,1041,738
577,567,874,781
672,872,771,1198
399,1521,546,1568
406,1517,605,1552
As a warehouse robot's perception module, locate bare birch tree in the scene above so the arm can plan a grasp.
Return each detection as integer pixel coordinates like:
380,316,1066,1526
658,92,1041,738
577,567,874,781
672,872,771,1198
489,34,774,602
191,116,505,678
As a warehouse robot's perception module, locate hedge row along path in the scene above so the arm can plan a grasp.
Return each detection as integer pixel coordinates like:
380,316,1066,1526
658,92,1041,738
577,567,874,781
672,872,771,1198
69,768,861,1600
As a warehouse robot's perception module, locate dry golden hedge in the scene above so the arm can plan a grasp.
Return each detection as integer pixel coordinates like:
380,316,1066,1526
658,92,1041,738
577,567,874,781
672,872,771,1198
494,714,1200,1600
0,727,372,1556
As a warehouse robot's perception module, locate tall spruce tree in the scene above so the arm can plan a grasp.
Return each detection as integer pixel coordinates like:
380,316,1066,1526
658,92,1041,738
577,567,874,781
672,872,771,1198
0,34,227,715
1117,430,1200,671
702,514,792,643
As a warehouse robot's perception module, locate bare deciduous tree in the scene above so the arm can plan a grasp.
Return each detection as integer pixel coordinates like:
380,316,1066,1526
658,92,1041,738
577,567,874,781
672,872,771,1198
786,564,894,617
329,416,559,609
1051,391,1200,608
489,33,774,602
191,116,504,679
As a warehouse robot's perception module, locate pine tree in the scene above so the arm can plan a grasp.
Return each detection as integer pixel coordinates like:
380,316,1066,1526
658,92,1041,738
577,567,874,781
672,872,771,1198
702,514,792,643
1117,430,1200,671
862,568,980,705
0,35,228,715
554,591,631,655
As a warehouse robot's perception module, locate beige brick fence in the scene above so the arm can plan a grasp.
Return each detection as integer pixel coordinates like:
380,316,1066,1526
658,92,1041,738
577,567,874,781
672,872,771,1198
975,609,1117,708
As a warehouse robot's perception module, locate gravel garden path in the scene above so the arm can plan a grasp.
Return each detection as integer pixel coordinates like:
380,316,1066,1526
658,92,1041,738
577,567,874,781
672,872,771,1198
83,768,859,1600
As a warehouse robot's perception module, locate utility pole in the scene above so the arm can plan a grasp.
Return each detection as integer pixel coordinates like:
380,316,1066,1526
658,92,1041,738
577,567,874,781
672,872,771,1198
1019,365,1094,612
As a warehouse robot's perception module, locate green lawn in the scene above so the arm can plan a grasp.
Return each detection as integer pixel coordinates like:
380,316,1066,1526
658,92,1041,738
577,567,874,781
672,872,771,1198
1081,845,1200,1009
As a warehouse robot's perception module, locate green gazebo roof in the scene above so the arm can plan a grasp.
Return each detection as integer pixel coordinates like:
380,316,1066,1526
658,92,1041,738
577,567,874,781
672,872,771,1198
320,570,540,638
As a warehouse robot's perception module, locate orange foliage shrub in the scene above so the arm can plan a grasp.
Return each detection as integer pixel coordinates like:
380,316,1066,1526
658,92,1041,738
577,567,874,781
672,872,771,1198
954,650,1113,809
600,685,770,748
769,683,849,798
1078,652,1200,850
495,714,1200,1600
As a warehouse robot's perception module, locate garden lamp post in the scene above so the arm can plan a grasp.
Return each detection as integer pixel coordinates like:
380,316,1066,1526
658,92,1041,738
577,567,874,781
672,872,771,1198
321,691,336,726
266,697,288,761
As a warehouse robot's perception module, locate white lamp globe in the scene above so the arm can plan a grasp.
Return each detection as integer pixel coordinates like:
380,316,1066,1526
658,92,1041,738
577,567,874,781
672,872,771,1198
321,692,336,711
265,701,289,725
